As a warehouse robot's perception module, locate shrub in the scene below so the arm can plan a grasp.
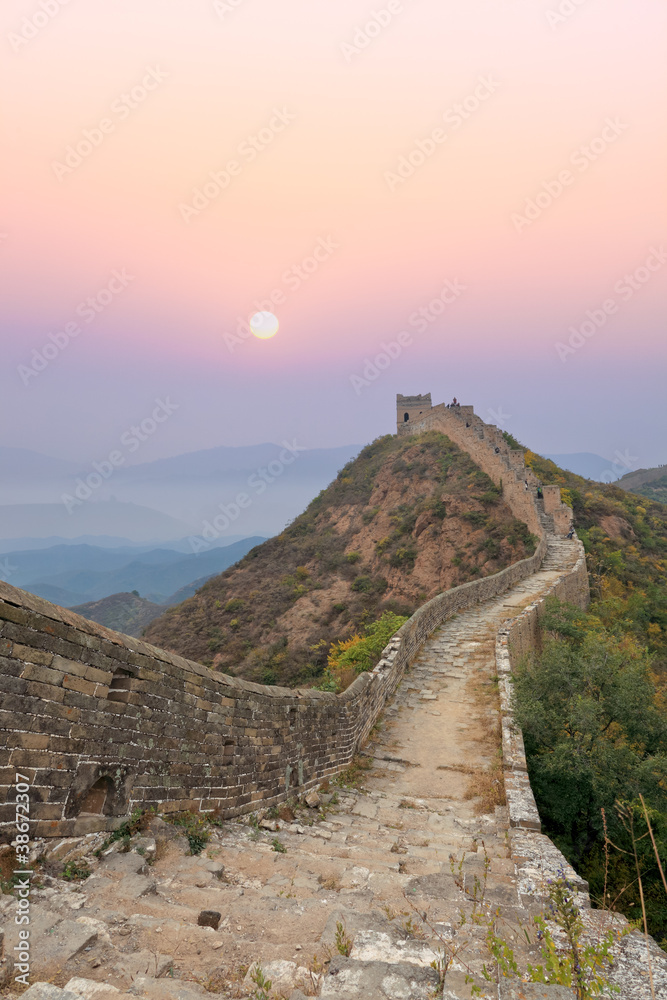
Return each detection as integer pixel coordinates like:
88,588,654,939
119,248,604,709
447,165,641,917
514,601,667,940
463,511,487,527
62,860,91,881
388,546,417,569
326,611,409,682
167,811,212,855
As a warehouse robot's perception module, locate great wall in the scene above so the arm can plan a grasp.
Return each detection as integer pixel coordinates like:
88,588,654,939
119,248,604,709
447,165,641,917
1,396,665,998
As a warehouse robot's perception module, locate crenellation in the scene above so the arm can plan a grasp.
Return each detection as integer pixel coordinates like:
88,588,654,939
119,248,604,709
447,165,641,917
0,396,584,842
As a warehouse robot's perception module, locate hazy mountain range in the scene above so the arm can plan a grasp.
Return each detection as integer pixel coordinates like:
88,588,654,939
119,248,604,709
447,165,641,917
0,537,264,608
0,443,361,544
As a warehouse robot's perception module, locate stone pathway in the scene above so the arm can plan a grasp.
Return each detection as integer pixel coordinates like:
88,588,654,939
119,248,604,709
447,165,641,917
6,533,667,1000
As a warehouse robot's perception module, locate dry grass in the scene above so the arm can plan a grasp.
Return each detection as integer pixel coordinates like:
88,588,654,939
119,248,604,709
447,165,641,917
318,873,342,891
334,665,361,694
333,753,373,789
464,755,506,814
154,837,170,863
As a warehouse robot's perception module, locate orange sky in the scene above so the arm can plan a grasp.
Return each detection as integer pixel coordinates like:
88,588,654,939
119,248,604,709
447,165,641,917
2,0,666,464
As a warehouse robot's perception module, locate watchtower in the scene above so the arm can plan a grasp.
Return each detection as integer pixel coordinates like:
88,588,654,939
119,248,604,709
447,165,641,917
396,393,432,433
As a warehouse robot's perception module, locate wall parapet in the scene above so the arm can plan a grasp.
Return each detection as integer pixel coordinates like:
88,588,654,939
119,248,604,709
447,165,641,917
0,526,548,839
0,396,569,839
396,396,574,539
496,540,591,898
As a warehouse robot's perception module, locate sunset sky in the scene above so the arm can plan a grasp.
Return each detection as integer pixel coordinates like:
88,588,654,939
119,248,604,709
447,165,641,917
2,0,666,471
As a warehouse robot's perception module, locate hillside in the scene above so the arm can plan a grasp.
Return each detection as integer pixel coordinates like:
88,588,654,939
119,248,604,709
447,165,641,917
144,431,537,685
618,464,667,505
513,442,667,658
70,592,164,637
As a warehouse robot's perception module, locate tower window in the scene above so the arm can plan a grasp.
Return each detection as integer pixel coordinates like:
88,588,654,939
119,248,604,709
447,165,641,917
403,412,409,422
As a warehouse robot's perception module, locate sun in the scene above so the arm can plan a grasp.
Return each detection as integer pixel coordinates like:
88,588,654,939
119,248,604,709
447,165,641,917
249,311,279,340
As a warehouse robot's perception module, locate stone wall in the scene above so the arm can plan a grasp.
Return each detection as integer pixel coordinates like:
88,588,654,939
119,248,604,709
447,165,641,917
0,528,553,841
496,542,589,834
0,398,581,840
396,396,573,538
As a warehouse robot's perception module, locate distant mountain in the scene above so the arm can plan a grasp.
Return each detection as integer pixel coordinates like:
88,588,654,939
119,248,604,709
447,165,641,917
0,534,248,554
618,465,667,505
3,536,265,607
25,583,92,607
543,453,622,481
0,543,177,588
0,447,80,481
118,443,361,481
0,501,194,543
0,443,361,544
70,592,165,638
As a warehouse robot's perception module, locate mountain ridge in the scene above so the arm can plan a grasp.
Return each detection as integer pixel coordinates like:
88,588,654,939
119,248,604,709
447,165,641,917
145,430,538,686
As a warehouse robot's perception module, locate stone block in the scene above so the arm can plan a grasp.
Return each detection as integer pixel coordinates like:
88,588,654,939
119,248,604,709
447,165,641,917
320,955,439,999
125,977,210,999
4,908,98,976
98,852,148,876
64,979,120,998
19,987,83,1000
111,951,173,980
26,679,65,702
12,643,54,667
62,674,97,697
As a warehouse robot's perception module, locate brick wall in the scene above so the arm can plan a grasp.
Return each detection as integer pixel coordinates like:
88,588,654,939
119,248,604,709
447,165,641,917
398,400,573,538
0,524,553,840
0,398,579,839
497,544,590,832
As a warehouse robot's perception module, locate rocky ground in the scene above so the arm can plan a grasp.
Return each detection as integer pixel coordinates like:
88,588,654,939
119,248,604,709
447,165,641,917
2,536,666,1000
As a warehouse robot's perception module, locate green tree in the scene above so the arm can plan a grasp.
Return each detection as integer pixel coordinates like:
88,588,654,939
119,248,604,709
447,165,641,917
513,601,667,940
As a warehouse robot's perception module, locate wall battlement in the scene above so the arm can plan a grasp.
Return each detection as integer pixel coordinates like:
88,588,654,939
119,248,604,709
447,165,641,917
396,393,574,539
0,396,582,840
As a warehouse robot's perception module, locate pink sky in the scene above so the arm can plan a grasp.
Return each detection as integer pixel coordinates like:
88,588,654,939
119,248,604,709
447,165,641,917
2,0,666,466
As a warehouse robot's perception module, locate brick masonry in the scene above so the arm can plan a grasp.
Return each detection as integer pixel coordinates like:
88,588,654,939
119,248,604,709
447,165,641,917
0,400,587,839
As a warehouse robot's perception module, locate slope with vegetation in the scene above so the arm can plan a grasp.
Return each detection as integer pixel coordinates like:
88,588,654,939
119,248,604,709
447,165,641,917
70,592,165,638
506,436,667,943
145,431,537,687
618,463,667,506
